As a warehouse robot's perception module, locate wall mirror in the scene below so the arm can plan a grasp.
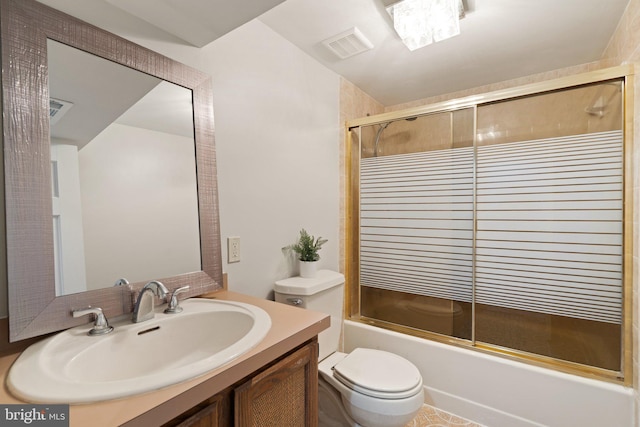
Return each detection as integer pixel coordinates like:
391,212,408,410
1,0,223,341
48,39,201,295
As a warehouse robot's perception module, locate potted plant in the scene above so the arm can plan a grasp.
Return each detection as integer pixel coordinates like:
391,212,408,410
286,229,327,278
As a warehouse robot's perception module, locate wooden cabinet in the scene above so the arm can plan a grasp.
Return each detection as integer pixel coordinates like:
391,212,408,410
235,340,318,426
165,339,319,427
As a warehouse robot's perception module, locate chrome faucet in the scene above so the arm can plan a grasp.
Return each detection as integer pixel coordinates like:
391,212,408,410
132,280,169,323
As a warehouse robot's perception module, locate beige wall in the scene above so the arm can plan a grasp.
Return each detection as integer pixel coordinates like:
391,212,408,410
602,0,640,420
358,81,623,159
339,79,384,274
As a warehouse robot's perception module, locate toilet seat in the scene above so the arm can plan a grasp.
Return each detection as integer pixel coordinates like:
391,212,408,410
318,350,424,427
328,348,423,399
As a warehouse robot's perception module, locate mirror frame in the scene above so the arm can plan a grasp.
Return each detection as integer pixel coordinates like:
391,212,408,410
0,0,223,341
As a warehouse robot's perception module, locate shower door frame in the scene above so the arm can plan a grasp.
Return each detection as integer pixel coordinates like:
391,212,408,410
344,64,634,384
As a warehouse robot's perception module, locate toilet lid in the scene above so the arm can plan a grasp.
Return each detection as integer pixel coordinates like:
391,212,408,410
333,348,422,399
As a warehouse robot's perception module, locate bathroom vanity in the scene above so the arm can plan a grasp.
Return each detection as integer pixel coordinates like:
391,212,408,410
0,291,329,427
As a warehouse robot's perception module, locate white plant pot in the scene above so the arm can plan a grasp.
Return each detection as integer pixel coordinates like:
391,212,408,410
299,260,318,278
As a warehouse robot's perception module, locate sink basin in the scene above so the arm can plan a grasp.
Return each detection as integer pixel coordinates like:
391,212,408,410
7,298,271,403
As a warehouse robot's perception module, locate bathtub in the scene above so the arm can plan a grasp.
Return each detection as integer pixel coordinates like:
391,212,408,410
343,320,634,427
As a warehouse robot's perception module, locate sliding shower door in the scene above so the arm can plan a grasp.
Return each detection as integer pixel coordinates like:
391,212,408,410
474,82,623,371
358,109,474,339
350,75,628,378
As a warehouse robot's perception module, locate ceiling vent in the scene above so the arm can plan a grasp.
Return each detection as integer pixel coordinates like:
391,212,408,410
322,27,374,60
49,98,74,126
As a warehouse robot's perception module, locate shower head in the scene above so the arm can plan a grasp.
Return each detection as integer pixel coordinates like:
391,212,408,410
585,82,621,118
373,116,418,156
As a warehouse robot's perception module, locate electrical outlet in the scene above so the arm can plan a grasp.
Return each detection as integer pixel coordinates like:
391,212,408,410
228,236,241,263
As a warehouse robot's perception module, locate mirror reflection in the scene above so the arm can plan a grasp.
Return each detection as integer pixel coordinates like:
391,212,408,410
48,40,201,296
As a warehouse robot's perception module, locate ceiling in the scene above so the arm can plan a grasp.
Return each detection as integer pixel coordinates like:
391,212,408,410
49,40,193,148
38,0,630,106
260,0,630,105
101,0,287,47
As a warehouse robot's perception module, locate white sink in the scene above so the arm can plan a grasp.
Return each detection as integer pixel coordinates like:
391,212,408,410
7,298,271,403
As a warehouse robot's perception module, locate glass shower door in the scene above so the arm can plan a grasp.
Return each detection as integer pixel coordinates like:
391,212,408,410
358,109,475,340
474,81,623,371
352,78,626,375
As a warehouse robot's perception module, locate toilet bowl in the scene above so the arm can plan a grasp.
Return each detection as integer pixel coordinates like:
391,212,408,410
275,270,424,427
318,350,424,427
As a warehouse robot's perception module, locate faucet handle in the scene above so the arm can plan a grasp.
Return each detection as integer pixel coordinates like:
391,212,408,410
113,278,129,287
72,306,114,336
164,286,190,314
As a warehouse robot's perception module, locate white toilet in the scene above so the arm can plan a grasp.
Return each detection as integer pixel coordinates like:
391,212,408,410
275,270,424,427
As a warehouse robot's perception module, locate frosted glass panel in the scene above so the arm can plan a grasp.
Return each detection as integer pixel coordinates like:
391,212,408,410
360,147,474,303
475,131,622,324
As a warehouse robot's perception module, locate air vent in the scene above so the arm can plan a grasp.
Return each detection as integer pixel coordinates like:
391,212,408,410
322,27,374,60
49,98,74,126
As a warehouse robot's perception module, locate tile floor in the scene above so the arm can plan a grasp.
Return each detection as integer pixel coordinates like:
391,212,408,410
405,404,484,427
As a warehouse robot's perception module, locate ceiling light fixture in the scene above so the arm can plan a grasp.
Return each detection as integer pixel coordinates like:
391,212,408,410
387,0,464,51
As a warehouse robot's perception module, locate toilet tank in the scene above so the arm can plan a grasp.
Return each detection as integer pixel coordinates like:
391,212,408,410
274,270,345,361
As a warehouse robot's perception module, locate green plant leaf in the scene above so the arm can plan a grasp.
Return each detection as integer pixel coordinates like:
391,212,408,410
286,228,327,262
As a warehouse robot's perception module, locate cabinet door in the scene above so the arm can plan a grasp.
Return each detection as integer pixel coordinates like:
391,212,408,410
164,390,232,427
234,341,319,427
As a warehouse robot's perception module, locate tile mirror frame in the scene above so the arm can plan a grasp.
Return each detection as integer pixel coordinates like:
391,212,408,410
0,0,223,341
